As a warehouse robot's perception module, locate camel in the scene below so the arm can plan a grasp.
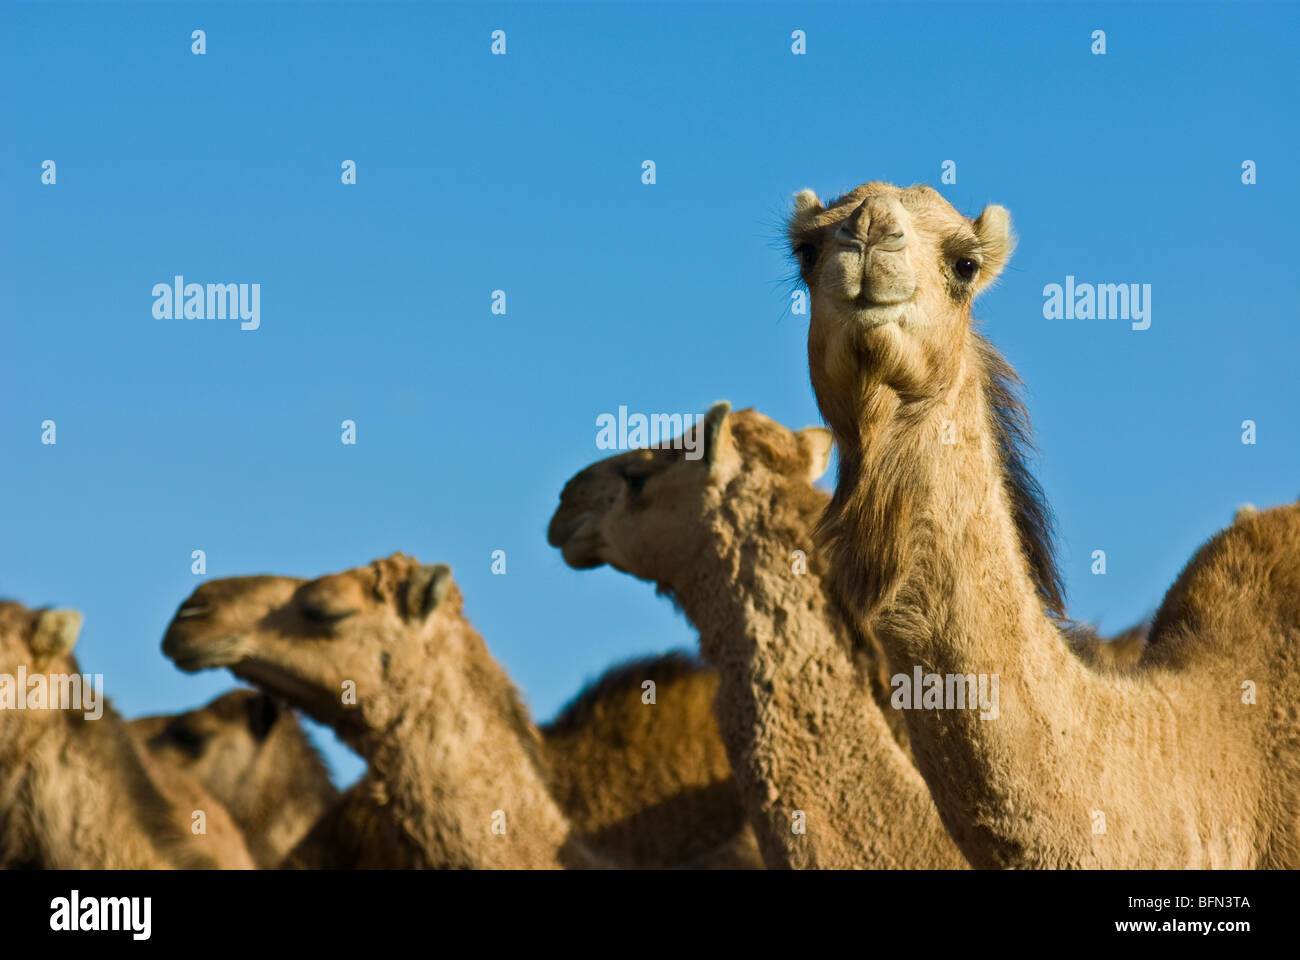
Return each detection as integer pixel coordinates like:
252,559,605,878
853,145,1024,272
0,601,254,869
131,689,338,867
790,179,1300,867
284,654,760,870
547,405,1150,867
548,403,967,868
161,560,761,869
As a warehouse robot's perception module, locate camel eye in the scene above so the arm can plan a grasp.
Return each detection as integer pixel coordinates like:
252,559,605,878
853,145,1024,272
162,722,207,757
954,258,978,281
301,603,355,626
618,463,657,497
622,473,648,496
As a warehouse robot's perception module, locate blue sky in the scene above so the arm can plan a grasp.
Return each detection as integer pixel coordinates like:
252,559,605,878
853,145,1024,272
3,2,1297,786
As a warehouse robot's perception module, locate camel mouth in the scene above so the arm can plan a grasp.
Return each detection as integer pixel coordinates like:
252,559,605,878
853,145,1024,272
162,629,248,672
549,513,608,569
230,657,361,736
839,297,912,329
173,602,212,621
562,535,606,570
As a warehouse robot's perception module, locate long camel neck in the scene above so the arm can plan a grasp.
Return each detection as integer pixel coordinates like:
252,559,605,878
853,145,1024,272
830,341,1251,867
364,625,593,869
666,476,966,868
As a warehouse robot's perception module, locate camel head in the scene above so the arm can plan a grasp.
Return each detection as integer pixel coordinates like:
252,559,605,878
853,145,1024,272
788,181,1014,432
161,554,459,746
548,402,833,590
131,689,294,807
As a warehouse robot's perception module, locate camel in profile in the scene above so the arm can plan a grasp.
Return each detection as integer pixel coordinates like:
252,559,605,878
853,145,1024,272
131,689,338,867
790,179,1300,867
160,560,760,869
549,403,965,868
0,601,254,869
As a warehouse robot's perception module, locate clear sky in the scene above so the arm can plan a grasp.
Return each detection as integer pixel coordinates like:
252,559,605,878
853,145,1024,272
3,2,1297,786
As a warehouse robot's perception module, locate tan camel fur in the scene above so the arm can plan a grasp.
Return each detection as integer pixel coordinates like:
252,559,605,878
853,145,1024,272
548,406,1146,866
790,180,1300,867
284,654,761,870
278,777,408,869
1067,622,1148,670
131,689,338,867
540,652,759,867
0,601,254,869
161,561,759,868
548,404,967,868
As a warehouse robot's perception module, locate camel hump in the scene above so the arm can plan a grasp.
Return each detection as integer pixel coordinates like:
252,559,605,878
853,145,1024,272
542,651,713,736
1148,501,1300,656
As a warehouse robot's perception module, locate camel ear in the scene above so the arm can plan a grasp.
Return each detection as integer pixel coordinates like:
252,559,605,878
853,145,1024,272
405,564,453,622
971,204,1015,291
31,608,83,659
788,189,824,248
702,401,739,482
793,189,823,218
797,427,834,482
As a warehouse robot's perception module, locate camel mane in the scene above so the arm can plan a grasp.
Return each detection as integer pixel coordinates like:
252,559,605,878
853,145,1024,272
975,334,1066,619
818,331,1066,631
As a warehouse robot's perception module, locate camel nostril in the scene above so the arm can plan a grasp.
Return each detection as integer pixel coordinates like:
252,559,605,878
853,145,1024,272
546,520,571,548
874,231,906,252
548,514,589,549
175,603,211,621
835,226,865,248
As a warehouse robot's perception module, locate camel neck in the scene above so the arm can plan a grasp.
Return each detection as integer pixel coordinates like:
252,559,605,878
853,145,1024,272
364,623,587,869
836,343,1238,867
15,710,211,868
665,480,966,868
872,364,1064,671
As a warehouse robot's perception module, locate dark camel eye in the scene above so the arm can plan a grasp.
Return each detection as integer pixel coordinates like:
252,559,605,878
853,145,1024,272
954,258,978,281
301,604,355,626
623,473,648,496
162,723,207,757
793,243,818,274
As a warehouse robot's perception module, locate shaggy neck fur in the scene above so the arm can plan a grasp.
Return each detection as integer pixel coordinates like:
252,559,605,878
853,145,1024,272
659,465,966,868
1,693,249,869
821,330,1289,867
359,617,596,869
